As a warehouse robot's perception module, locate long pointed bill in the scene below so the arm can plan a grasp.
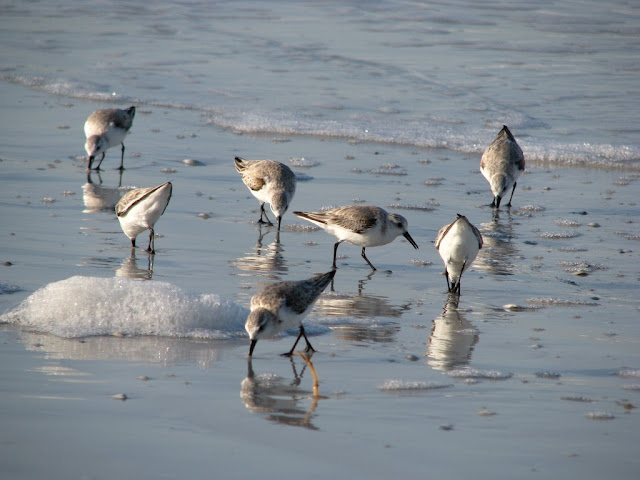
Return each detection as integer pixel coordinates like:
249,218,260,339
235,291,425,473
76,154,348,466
403,231,419,249
248,339,257,357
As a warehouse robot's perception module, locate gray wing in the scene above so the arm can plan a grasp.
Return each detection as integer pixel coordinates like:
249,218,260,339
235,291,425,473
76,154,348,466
327,206,380,233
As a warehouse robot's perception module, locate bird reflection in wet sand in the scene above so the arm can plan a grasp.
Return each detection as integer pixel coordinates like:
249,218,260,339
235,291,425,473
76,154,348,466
82,174,131,213
426,294,478,371
231,227,287,278
240,355,324,430
315,272,410,319
115,250,153,280
475,209,519,277
314,273,407,345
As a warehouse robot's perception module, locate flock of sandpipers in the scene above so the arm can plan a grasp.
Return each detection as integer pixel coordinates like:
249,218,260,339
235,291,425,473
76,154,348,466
83,105,525,357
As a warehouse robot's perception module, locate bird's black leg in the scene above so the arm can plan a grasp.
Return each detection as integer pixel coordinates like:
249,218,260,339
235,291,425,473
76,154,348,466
95,152,106,171
506,182,517,207
146,228,155,254
299,325,315,353
456,261,466,295
361,247,377,271
332,241,342,269
282,327,304,357
118,143,126,170
258,203,274,226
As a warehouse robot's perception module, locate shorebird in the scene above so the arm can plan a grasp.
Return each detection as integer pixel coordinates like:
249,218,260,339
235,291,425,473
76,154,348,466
115,182,172,254
246,270,336,357
435,214,483,294
234,157,296,231
294,205,419,270
84,106,136,171
480,125,525,208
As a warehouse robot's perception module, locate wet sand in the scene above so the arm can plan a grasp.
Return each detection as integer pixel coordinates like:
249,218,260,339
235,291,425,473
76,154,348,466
1,84,639,479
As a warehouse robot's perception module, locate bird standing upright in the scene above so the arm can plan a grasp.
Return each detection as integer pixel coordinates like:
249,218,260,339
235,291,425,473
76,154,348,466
294,205,419,271
480,125,525,208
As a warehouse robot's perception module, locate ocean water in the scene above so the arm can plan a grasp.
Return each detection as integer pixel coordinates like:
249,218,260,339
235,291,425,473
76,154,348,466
1,1,639,479
2,0,639,168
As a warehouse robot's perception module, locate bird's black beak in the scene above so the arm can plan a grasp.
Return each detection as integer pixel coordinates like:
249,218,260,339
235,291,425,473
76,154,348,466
248,339,257,357
403,231,419,249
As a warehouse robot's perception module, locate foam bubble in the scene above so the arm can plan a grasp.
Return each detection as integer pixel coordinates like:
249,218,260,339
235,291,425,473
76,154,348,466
387,203,437,212
447,369,513,380
527,298,599,307
585,412,615,420
0,276,248,339
538,231,581,239
378,380,453,391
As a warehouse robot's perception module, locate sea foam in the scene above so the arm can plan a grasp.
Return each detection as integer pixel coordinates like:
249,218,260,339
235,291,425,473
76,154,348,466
0,276,248,339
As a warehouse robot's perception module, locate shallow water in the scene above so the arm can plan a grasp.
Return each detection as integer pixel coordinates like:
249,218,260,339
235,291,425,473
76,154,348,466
1,1,640,478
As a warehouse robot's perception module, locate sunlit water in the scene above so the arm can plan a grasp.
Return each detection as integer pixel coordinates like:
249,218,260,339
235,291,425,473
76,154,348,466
1,1,639,478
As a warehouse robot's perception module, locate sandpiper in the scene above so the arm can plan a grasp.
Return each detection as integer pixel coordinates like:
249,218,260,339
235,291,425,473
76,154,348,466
115,182,172,254
246,270,336,357
294,205,419,270
84,106,136,171
480,125,525,208
234,157,296,231
435,214,483,294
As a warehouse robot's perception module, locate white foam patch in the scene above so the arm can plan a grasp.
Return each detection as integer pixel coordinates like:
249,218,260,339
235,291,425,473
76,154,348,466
585,412,615,421
526,298,599,307
538,231,582,240
447,368,513,380
0,276,248,339
378,380,453,391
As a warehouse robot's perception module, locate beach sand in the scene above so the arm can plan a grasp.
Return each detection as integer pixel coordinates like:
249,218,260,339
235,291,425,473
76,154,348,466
1,82,639,479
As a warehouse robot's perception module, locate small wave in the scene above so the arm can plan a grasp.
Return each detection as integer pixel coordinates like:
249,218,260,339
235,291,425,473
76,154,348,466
3,72,639,171
617,368,640,378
